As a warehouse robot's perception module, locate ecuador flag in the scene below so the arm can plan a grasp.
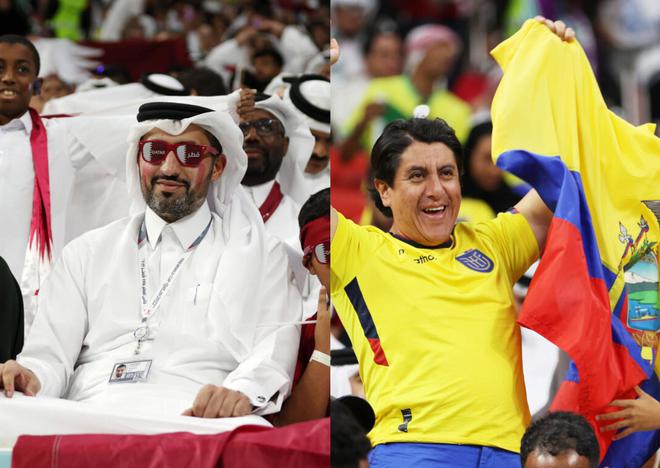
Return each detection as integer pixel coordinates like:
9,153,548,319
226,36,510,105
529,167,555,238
491,20,660,465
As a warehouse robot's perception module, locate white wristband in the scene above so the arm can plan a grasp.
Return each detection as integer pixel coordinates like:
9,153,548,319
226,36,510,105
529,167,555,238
310,350,331,367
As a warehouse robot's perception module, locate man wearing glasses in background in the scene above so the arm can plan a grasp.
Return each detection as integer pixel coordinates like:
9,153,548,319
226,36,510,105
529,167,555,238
238,94,330,426
0,98,301,439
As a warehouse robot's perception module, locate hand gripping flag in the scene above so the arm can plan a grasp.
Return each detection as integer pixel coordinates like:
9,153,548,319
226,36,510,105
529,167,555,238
491,20,660,466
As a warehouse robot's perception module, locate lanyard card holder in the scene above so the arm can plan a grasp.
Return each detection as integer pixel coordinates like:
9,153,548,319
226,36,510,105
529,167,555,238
108,359,153,384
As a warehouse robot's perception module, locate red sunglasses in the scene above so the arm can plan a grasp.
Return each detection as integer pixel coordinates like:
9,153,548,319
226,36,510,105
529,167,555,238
303,241,330,268
138,140,220,167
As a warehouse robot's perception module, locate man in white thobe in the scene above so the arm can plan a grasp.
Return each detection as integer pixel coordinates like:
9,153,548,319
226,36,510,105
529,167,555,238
0,99,301,446
240,94,320,319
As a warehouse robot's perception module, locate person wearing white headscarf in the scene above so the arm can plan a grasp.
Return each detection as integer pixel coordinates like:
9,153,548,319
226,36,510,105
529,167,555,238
42,73,189,115
0,98,301,444
240,93,320,320
252,93,316,206
278,75,331,198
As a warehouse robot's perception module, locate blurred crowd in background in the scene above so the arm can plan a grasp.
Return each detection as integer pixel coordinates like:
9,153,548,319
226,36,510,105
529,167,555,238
0,0,331,109
3,0,660,463
3,0,659,238
329,0,660,445
331,0,660,232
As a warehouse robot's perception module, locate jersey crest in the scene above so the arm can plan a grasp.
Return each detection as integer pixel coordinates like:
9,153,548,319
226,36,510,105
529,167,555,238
456,249,494,273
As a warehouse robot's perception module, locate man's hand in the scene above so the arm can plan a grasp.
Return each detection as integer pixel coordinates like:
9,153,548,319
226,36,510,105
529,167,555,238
256,19,285,38
237,88,256,115
330,38,339,65
535,16,575,41
596,386,660,440
182,385,252,418
314,287,330,355
0,360,41,397
235,27,257,46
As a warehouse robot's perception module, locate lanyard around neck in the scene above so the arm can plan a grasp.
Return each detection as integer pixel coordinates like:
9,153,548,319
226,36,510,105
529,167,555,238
133,217,212,354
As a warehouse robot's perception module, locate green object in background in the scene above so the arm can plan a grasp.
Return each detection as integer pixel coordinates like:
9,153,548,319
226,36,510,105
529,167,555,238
504,0,540,38
50,0,88,40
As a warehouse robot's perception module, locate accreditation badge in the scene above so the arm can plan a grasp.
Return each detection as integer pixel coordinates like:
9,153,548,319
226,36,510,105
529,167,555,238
108,359,153,384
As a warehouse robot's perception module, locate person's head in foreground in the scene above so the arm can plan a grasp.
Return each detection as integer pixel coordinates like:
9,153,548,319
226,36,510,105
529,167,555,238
331,397,371,468
133,102,229,222
521,412,600,468
370,117,463,247
126,98,257,235
0,34,40,125
299,187,330,290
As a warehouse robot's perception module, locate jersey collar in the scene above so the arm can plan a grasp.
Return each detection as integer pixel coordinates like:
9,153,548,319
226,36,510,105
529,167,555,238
389,231,453,249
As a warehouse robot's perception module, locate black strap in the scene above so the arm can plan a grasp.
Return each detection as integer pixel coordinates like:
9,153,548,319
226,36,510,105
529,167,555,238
284,74,330,124
137,102,213,122
140,73,189,96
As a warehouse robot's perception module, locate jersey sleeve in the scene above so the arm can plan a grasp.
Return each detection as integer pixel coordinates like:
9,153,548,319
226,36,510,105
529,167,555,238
478,212,539,283
330,212,376,294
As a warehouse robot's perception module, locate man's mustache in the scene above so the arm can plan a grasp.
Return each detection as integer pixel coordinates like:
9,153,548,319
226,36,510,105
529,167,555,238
309,153,328,161
152,175,190,189
244,143,267,155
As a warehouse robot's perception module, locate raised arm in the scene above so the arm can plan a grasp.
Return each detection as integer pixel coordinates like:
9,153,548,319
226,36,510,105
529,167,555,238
514,189,552,253
508,17,575,253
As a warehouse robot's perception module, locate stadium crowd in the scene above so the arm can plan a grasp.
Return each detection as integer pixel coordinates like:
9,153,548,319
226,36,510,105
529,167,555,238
0,0,659,467
0,0,331,466
330,1,660,467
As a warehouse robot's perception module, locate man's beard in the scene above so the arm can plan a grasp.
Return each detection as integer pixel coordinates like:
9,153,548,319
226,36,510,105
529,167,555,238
143,175,209,222
304,153,329,174
242,145,282,186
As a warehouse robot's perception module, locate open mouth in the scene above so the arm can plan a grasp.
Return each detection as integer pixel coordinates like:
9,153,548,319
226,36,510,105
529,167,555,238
1,89,18,98
422,206,447,215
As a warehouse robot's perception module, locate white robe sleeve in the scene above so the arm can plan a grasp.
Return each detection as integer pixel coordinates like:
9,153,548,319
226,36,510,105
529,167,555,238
279,26,319,74
203,39,245,89
99,0,146,41
222,237,302,415
17,240,89,398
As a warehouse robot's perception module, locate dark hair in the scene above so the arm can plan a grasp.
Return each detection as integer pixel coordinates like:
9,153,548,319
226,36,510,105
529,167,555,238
369,118,463,217
520,412,600,467
94,64,132,84
0,34,40,75
204,131,223,155
463,120,492,163
363,28,401,56
331,399,371,468
298,188,330,228
252,48,284,69
177,67,227,96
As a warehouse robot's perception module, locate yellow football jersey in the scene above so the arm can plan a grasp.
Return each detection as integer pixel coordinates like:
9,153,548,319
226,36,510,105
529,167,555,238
330,211,538,453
